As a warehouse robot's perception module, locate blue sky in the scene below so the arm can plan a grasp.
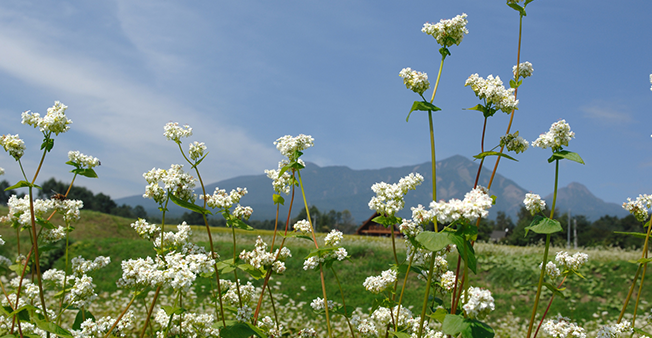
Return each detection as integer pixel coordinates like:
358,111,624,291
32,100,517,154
1,0,651,211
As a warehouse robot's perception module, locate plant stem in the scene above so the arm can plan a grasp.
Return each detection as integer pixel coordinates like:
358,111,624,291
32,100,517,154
533,275,568,338
331,267,356,338
550,160,560,219
231,225,244,308
297,170,332,338
139,286,161,338
104,292,137,338
631,219,651,326
527,234,551,338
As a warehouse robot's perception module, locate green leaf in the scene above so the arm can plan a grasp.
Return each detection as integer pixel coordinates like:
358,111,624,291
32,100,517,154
40,138,55,152
72,309,95,330
71,168,98,178
613,231,648,239
430,307,448,323
416,231,454,252
439,47,451,58
228,218,253,231
628,257,652,264
162,305,186,316
465,104,488,114
169,193,212,215
216,321,266,338
406,101,441,122
473,151,518,162
9,264,28,274
508,2,527,16
442,314,469,336
237,263,266,279
5,180,33,191
216,259,236,274
542,282,567,298
525,216,562,236
548,150,585,164
372,215,401,228
467,320,495,338
272,194,285,205
33,317,74,338
633,328,652,337
388,331,411,338
35,216,56,230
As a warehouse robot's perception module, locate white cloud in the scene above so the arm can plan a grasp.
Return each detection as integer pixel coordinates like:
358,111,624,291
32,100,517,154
580,101,632,124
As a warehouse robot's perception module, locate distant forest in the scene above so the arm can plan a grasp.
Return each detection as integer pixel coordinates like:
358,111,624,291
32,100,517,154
1,178,646,249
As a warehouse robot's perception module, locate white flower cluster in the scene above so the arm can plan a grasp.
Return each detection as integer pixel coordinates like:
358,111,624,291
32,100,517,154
257,315,283,338
541,260,562,280
324,229,343,246
201,187,247,210
21,101,72,135
2,195,55,226
163,122,193,142
430,186,493,223
523,193,546,215
273,134,314,160
440,270,457,292
239,236,291,274
371,305,413,330
368,173,424,216
221,279,257,306
555,251,589,271
68,150,100,168
153,309,220,337
236,304,253,322
55,198,84,223
73,311,135,337
399,67,430,95
71,256,111,277
513,61,534,79
0,167,3,176
500,132,529,154
143,164,196,204
188,141,207,161
532,119,575,152
41,225,67,243
0,134,26,160
461,286,495,319
596,321,632,338
293,219,312,235
233,205,253,220
363,268,397,294
303,230,348,270
298,328,317,337
310,297,335,311
153,222,192,250
650,74,651,91
265,160,292,195
622,194,652,222
130,218,160,240
465,74,519,113
414,251,448,281
421,13,469,47
542,315,586,338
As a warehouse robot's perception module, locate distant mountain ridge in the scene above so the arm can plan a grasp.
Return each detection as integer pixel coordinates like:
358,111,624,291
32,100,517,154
115,155,628,224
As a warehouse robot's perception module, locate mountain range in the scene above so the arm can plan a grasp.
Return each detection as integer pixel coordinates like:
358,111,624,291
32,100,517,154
115,155,628,224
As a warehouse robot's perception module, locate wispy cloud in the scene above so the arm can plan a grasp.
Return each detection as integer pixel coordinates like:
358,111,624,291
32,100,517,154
580,101,633,124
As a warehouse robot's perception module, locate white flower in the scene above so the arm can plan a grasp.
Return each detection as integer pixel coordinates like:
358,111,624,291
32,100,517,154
265,160,292,195
540,261,561,280
440,271,457,292
130,219,160,240
163,122,192,142
298,328,317,337
233,205,253,220
555,251,588,271
324,229,343,247
542,315,586,338
500,132,529,154
369,173,424,216
622,194,652,222
0,167,4,176
523,193,546,215
303,256,321,271
143,164,196,204
236,305,253,322
422,13,469,47
310,297,335,311
0,134,26,160
293,219,312,235
460,286,494,319
513,61,534,79
399,68,430,95
596,321,632,338
363,269,397,294
273,134,314,160
430,186,493,223
465,74,518,113
532,119,575,152
71,256,111,277
68,151,100,168
188,141,207,161
201,187,247,210
21,101,72,135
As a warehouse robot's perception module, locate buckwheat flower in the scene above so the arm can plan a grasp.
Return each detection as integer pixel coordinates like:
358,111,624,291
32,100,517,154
68,150,100,169
532,119,575,152
500,132,529,154
163,122,192,142
143,164,196,204
369,173,424,216
596,321,632,338
0,167,4,176
236,304,253,322
332,247,348,261
293,219,312,235
622,194,652,222
116,257,163,289
400,219,423,238
130,219,160,240
540,261,561,280
71,256,111,277
3,195,56,226
357,319,377,337
274,134,314,160
0,235,4,246
461,286,495,319
0,134,26,160
513,61,534,79
399,67,430,95
303,256,321,270
372,306,413,328
67,275,97,308
188,141,207,161
440,271,457,292
310,297,335,311
22,101,72,135
542,315,586,338
54,198,84,223
324,229,343,246
649,74,651,91
42,225,67,243
430,186,492,223
233,205,253,220
298,328,317,337
555,251,588,271
524,193,546,215
202,187,247,210
363,268,397,294
265,159,292,195
422,13,469,47
465,74,519,113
